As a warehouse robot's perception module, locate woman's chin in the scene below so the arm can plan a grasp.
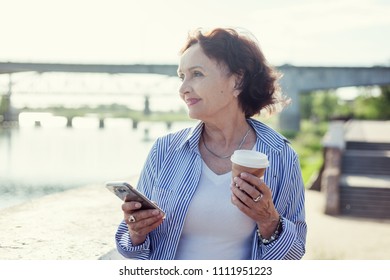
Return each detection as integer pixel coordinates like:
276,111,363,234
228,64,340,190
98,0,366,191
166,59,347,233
187,110,201,120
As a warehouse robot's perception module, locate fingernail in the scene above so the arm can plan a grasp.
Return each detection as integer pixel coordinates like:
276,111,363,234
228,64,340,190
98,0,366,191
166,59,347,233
152,210,160,215
135,203,142,208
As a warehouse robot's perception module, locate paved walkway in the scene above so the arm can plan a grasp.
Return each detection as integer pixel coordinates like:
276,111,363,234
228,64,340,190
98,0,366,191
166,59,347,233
303,190,390,259
344,120,390,143
0,184,389,260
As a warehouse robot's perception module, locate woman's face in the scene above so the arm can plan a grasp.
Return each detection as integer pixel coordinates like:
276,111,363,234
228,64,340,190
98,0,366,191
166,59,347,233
177,43,240,122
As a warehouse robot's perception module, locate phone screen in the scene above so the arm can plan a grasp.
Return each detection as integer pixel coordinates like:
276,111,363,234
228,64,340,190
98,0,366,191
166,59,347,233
105,181,165,215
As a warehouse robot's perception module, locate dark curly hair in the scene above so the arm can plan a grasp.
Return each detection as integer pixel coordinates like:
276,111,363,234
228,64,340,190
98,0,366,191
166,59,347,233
180,28,289,118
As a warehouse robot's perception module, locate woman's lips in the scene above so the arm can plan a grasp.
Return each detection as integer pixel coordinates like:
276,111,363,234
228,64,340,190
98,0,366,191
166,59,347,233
185,98,201,106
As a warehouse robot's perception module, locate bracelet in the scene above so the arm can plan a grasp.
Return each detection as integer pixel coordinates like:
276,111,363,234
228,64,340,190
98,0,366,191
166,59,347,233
257,216,283,245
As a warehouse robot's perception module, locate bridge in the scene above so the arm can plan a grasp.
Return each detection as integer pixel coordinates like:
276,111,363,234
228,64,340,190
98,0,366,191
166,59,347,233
1,62,390,131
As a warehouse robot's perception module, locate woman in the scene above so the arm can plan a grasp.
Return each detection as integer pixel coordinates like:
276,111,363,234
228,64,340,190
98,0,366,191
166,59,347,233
115,27,306,260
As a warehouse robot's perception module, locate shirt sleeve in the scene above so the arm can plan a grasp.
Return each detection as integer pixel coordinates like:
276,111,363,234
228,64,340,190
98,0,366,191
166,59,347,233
114,141,159,260
252,146,307,260
115,220,151,259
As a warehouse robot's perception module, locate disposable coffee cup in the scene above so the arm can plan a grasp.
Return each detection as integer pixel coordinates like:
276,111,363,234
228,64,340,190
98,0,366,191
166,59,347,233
231,150,269,179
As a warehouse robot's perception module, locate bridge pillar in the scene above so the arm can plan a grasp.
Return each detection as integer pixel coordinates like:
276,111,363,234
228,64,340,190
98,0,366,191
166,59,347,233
132,120,138,129
1,74,14,123
99,118,105,129
66,116,73,128
278,75,301,132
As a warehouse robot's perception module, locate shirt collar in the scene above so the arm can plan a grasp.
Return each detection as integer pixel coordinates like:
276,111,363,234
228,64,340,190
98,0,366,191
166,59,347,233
247,118,287,152
176,118,286,153
177,121,204,152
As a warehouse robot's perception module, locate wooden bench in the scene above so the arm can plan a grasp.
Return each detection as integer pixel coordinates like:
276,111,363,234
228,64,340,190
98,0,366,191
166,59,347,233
339,142,390,218
321,120,390,219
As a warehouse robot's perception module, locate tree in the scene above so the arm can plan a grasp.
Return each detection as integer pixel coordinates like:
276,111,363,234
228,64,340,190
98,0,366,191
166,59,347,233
300,91,314,120
354,85,390,119
300,90,339,122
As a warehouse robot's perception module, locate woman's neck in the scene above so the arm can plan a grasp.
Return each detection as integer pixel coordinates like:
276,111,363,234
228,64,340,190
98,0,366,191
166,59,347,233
203,119,250,147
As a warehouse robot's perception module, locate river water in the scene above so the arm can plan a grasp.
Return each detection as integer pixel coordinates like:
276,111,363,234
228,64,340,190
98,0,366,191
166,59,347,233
0,115,196,209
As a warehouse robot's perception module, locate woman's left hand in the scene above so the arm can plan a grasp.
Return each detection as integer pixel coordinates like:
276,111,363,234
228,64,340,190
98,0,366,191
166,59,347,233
231,172,280,238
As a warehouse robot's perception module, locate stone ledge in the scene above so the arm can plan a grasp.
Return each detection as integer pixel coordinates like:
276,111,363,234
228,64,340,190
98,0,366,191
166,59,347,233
0,184,124,260
2,186,390,260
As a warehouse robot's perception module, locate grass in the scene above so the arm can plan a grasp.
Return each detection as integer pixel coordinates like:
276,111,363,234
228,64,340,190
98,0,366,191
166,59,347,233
286,120,327,187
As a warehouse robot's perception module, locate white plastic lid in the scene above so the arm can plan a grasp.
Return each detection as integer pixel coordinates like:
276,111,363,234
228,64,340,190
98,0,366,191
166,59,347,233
231,150,269,168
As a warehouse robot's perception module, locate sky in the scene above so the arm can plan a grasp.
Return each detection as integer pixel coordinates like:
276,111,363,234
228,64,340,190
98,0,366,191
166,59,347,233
0,0,389,67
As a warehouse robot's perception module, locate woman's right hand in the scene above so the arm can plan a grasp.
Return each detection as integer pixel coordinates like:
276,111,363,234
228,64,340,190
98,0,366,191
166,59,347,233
121,199,165,246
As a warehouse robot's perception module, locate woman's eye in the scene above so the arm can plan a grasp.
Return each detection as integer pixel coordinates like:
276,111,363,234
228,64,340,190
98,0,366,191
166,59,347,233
193,71,203,77
178,71,202,81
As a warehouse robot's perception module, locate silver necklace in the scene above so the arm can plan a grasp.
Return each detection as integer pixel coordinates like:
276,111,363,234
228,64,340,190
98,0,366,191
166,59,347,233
202,127,251,159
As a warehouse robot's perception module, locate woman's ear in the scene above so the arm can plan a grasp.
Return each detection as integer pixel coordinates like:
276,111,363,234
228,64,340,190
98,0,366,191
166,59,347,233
234,71,244,89
233,71,244,96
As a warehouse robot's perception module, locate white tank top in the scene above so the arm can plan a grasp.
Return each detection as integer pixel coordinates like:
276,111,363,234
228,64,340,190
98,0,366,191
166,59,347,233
174,160,256,260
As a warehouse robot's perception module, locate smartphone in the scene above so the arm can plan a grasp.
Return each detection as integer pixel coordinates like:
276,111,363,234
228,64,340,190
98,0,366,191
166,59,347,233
105,181,165,216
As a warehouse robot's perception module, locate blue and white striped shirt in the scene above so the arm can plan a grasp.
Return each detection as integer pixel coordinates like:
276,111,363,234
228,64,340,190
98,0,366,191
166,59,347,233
116,118,307,260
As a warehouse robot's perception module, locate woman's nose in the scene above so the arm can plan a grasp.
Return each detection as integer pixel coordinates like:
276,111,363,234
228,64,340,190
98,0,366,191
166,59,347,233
179,80,190,96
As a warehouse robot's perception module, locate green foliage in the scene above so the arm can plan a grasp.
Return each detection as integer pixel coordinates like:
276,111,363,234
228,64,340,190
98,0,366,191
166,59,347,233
301,85,390,122
0,95,12,123
300,90,340,122
0,96,10,115
354,86,390,119
22,104,190,123
0,96,4,115
283,120,327,187
300,92,314,120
